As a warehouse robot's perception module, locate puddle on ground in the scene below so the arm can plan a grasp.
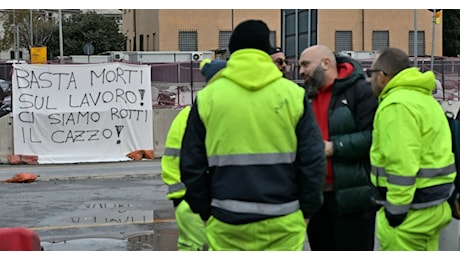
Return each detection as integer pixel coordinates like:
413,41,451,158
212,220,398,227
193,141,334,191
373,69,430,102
42,238,128,251
41,230,178,251
41,208,178,251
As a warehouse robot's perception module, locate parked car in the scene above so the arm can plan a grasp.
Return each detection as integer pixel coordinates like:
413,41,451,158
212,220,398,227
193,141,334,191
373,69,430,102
0,79,12,117
6,60,27,64
0,79,9,92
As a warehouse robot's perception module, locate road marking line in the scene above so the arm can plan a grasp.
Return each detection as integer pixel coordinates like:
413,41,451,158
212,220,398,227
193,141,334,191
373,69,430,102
28,218,176,231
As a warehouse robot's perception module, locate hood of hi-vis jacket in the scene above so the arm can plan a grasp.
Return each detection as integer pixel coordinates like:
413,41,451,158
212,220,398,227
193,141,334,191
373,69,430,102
221,48,283,91
378,67,436,103
198,48,303,158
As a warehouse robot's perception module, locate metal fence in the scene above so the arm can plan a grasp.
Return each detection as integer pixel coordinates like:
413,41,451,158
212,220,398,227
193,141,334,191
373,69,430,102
2,56,460,107
288,56,460,101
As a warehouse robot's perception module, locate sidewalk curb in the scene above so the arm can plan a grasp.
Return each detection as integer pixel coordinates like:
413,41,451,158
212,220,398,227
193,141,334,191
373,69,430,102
37,172,162,182
0,160,163,182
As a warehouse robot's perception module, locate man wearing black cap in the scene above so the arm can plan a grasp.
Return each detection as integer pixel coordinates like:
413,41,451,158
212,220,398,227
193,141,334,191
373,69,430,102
270,47,289,77
180,19,326,251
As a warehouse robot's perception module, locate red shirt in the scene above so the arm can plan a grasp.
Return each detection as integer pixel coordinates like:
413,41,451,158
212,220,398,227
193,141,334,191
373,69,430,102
311,63,354,185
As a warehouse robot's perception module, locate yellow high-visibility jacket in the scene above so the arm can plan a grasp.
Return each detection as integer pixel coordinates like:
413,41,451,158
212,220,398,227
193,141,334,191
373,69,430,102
161,106,191,200
370,67,456,217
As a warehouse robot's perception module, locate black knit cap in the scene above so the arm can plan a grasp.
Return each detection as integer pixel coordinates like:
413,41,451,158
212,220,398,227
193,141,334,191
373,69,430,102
228,19,271,54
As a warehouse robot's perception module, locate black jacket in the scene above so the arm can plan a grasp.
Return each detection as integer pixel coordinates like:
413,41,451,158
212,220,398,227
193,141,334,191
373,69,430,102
307,54,379,214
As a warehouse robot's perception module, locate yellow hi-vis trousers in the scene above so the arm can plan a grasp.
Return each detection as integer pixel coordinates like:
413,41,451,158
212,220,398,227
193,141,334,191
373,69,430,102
377,201,452,251
206,209,306,251
175,200,207,250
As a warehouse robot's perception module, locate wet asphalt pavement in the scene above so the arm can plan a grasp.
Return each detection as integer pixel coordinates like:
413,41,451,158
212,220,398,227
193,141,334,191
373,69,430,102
0,159,181,251
4,159,457,251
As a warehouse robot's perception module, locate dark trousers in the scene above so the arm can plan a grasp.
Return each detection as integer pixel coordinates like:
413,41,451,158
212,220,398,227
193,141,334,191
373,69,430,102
307,191,376,251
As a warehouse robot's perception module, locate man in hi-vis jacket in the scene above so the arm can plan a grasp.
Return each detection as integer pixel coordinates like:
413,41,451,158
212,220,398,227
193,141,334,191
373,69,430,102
180,19,326,251
369,47,456,250
161,59,226,250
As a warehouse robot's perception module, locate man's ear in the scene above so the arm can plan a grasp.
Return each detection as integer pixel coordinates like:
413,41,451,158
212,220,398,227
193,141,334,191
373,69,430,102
378,71,388,86
321,58,330,69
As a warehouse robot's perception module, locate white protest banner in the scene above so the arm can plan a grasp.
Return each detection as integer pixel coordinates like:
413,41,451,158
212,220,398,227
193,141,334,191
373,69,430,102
12,63,153,164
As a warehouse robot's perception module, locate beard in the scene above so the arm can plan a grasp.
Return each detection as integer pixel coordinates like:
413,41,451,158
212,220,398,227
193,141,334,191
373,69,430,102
304,64,326,97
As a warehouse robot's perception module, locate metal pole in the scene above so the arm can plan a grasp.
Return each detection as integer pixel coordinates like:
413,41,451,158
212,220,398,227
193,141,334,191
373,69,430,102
30,9,33,47
414,10,418,67
361,9,365,50
16,25,20,60
231,9,234,31
295,9,299,81
190,61,194,104
430,9,436,71
58,9,64,63
282,10,286,48
13,9,19,60
307,9,311,47
441,57,445,100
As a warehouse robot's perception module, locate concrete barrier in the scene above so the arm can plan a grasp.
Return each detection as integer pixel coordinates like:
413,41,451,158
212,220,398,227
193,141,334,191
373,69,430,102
0,114,13,164
0,108,182,164
152,108,183,158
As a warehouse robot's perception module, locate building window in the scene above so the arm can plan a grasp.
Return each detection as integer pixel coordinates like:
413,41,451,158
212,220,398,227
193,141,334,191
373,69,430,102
10,50,23,59
409,31,425,56
372,31,389,51
218,31,231,60
179,30,198,51
146,35,150,51
219,31,232,50
335,30,352,52
133,36,136,51
283,9,318,60
270,31,276,47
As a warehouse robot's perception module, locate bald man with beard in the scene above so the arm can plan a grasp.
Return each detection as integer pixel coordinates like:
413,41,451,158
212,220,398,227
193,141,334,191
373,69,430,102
298,45,379,251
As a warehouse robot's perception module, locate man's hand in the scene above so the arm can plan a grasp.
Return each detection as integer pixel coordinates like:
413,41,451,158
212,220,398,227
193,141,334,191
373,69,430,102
324,141,334,157
385,209,407,228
